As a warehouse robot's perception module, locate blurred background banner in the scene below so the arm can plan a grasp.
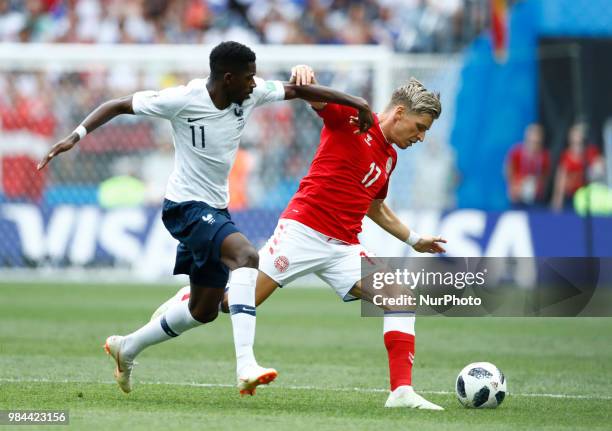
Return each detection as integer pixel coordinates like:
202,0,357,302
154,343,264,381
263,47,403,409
2,206,612,280
0,0,611,282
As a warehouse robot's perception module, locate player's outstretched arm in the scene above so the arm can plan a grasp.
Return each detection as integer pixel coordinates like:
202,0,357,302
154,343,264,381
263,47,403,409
283,82,374,133
367,199,447,254
37,95,134,170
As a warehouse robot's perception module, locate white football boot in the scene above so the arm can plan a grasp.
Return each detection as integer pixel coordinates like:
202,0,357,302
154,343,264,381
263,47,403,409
104,335,136,394
384,386,444,410
237,364,278,396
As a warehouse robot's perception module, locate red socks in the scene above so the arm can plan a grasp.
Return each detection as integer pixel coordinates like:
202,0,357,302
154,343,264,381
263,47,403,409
384,331,415,391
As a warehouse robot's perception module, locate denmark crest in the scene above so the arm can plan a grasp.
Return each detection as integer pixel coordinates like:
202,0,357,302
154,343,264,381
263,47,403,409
274,256,290,273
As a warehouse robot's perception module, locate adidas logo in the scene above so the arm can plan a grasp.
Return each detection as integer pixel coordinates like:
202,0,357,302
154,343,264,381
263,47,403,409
202,214,215,225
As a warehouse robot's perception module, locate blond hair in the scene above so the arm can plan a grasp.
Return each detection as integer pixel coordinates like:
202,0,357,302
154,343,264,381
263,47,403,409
386,78,441,119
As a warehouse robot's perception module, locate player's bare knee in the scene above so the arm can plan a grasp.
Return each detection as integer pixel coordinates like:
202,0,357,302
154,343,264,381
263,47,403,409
196,309,219,324
226,246,259,270
243,248,259,269
220,293,229,313
191,310,218,324
188,302,219,323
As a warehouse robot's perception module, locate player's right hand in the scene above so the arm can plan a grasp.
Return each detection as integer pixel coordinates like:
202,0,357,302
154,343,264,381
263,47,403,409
37,135,78,170
291,65,327,111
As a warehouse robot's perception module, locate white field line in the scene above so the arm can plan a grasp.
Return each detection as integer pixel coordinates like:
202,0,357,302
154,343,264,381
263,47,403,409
1,377,611,401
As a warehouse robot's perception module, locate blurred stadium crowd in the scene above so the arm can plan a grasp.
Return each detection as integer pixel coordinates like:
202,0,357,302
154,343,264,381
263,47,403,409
1,0,607,214
0,67,356,210
0,0,487,52
1,0,488,212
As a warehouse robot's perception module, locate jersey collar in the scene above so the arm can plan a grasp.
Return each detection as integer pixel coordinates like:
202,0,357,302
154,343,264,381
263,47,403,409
375,114,393,146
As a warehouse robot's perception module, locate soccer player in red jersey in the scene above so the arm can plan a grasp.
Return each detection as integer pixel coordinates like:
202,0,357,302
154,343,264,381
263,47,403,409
154,69,446,408
505,123,550,207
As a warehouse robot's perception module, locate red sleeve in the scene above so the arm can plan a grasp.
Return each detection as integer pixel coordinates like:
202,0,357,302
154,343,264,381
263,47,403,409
586,145,601,164
559,151,568,168
315,103,358,130
376,155,396,199
508,146,520,176
375,179,389,200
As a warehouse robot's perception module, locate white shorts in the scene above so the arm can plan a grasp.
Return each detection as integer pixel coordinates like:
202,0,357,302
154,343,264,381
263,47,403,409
258,219,378,301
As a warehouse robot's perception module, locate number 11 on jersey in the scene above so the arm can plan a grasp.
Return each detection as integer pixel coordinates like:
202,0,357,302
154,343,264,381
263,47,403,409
362,162,381,188
190,125,205,148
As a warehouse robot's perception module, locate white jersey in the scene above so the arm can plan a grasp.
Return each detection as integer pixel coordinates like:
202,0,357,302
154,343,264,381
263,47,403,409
132,77,285,208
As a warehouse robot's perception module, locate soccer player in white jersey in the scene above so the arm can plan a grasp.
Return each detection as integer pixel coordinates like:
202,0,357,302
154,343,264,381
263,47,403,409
155,70,447,408
37,41,376,395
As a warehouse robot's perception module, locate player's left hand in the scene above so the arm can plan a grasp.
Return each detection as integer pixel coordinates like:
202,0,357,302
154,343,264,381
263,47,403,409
412,235,447,254
290,65,316,85
349,108,375,134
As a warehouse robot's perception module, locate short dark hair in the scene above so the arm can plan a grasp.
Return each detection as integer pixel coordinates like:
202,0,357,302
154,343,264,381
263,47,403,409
209,41,256,79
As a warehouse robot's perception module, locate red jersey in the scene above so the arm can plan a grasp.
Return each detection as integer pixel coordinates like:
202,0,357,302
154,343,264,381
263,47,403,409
281,103,397,244
507,143,550,200
559,145,601,196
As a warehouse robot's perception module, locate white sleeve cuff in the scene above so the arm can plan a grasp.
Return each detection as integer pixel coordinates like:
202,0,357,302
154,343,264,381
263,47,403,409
130,91,152,115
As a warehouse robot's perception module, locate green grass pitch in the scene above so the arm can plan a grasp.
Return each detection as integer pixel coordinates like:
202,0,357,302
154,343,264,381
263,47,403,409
1,282,611,430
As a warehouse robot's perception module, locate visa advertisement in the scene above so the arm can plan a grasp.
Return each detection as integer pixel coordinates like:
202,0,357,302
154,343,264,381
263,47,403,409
1,204,611,280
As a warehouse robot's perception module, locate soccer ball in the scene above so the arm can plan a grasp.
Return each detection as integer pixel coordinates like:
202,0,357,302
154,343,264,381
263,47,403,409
455,362,507,408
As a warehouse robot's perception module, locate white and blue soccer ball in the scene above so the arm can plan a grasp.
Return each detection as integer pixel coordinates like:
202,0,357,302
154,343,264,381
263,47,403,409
455,362,507,408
